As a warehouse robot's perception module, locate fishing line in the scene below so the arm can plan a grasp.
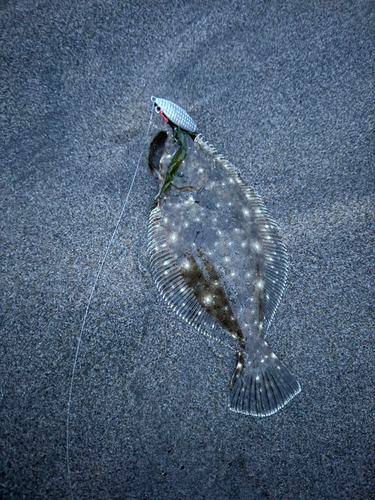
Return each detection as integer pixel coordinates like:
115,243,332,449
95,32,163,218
66,103,154,499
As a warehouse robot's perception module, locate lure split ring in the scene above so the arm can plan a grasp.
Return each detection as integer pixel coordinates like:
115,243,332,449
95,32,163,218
151,96,197,133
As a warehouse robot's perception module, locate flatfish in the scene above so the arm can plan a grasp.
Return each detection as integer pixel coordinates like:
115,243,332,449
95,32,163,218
147,97,301,417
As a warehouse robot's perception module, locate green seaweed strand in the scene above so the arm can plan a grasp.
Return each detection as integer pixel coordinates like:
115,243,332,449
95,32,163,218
155,127,187,205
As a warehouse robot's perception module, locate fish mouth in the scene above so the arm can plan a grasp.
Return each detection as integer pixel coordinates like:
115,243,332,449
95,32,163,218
148,131,168,177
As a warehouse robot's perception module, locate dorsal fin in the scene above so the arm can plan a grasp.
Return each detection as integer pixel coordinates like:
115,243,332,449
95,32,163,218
194,135,289,332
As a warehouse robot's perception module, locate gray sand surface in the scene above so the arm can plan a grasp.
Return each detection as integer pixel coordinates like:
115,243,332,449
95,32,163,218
1,1,374,498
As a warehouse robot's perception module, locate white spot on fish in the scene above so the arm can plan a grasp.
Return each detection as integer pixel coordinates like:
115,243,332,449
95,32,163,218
252,241,261,251
256,280,264,290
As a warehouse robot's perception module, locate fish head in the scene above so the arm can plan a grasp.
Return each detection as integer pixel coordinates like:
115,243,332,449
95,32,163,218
148,129,202,195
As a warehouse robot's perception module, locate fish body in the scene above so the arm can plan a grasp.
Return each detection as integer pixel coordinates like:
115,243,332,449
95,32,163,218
148,109,300,417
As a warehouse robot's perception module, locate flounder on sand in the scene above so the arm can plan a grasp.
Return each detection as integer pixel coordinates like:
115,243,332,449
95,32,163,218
148,97,300,417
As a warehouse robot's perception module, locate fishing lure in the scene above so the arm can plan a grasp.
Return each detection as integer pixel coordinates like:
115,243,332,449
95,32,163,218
151,96,197,133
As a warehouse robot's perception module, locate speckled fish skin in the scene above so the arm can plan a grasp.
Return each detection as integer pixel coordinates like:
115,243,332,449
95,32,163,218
148,128,301,417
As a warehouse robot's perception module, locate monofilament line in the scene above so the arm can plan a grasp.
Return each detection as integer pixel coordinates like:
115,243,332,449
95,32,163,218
66,104,154,499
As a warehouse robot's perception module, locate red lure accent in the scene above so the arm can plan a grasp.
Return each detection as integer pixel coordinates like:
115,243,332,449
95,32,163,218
158,110,169,124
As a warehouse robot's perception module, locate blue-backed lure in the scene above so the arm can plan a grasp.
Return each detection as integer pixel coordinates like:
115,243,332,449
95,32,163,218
148,97,300,416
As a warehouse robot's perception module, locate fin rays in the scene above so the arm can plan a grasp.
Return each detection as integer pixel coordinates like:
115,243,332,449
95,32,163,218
229,355,301,417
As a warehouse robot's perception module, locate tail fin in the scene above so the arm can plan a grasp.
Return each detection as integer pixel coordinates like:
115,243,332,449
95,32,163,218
229,352,301,417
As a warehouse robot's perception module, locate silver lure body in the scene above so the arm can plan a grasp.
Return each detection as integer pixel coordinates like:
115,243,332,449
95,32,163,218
151,96,197,133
